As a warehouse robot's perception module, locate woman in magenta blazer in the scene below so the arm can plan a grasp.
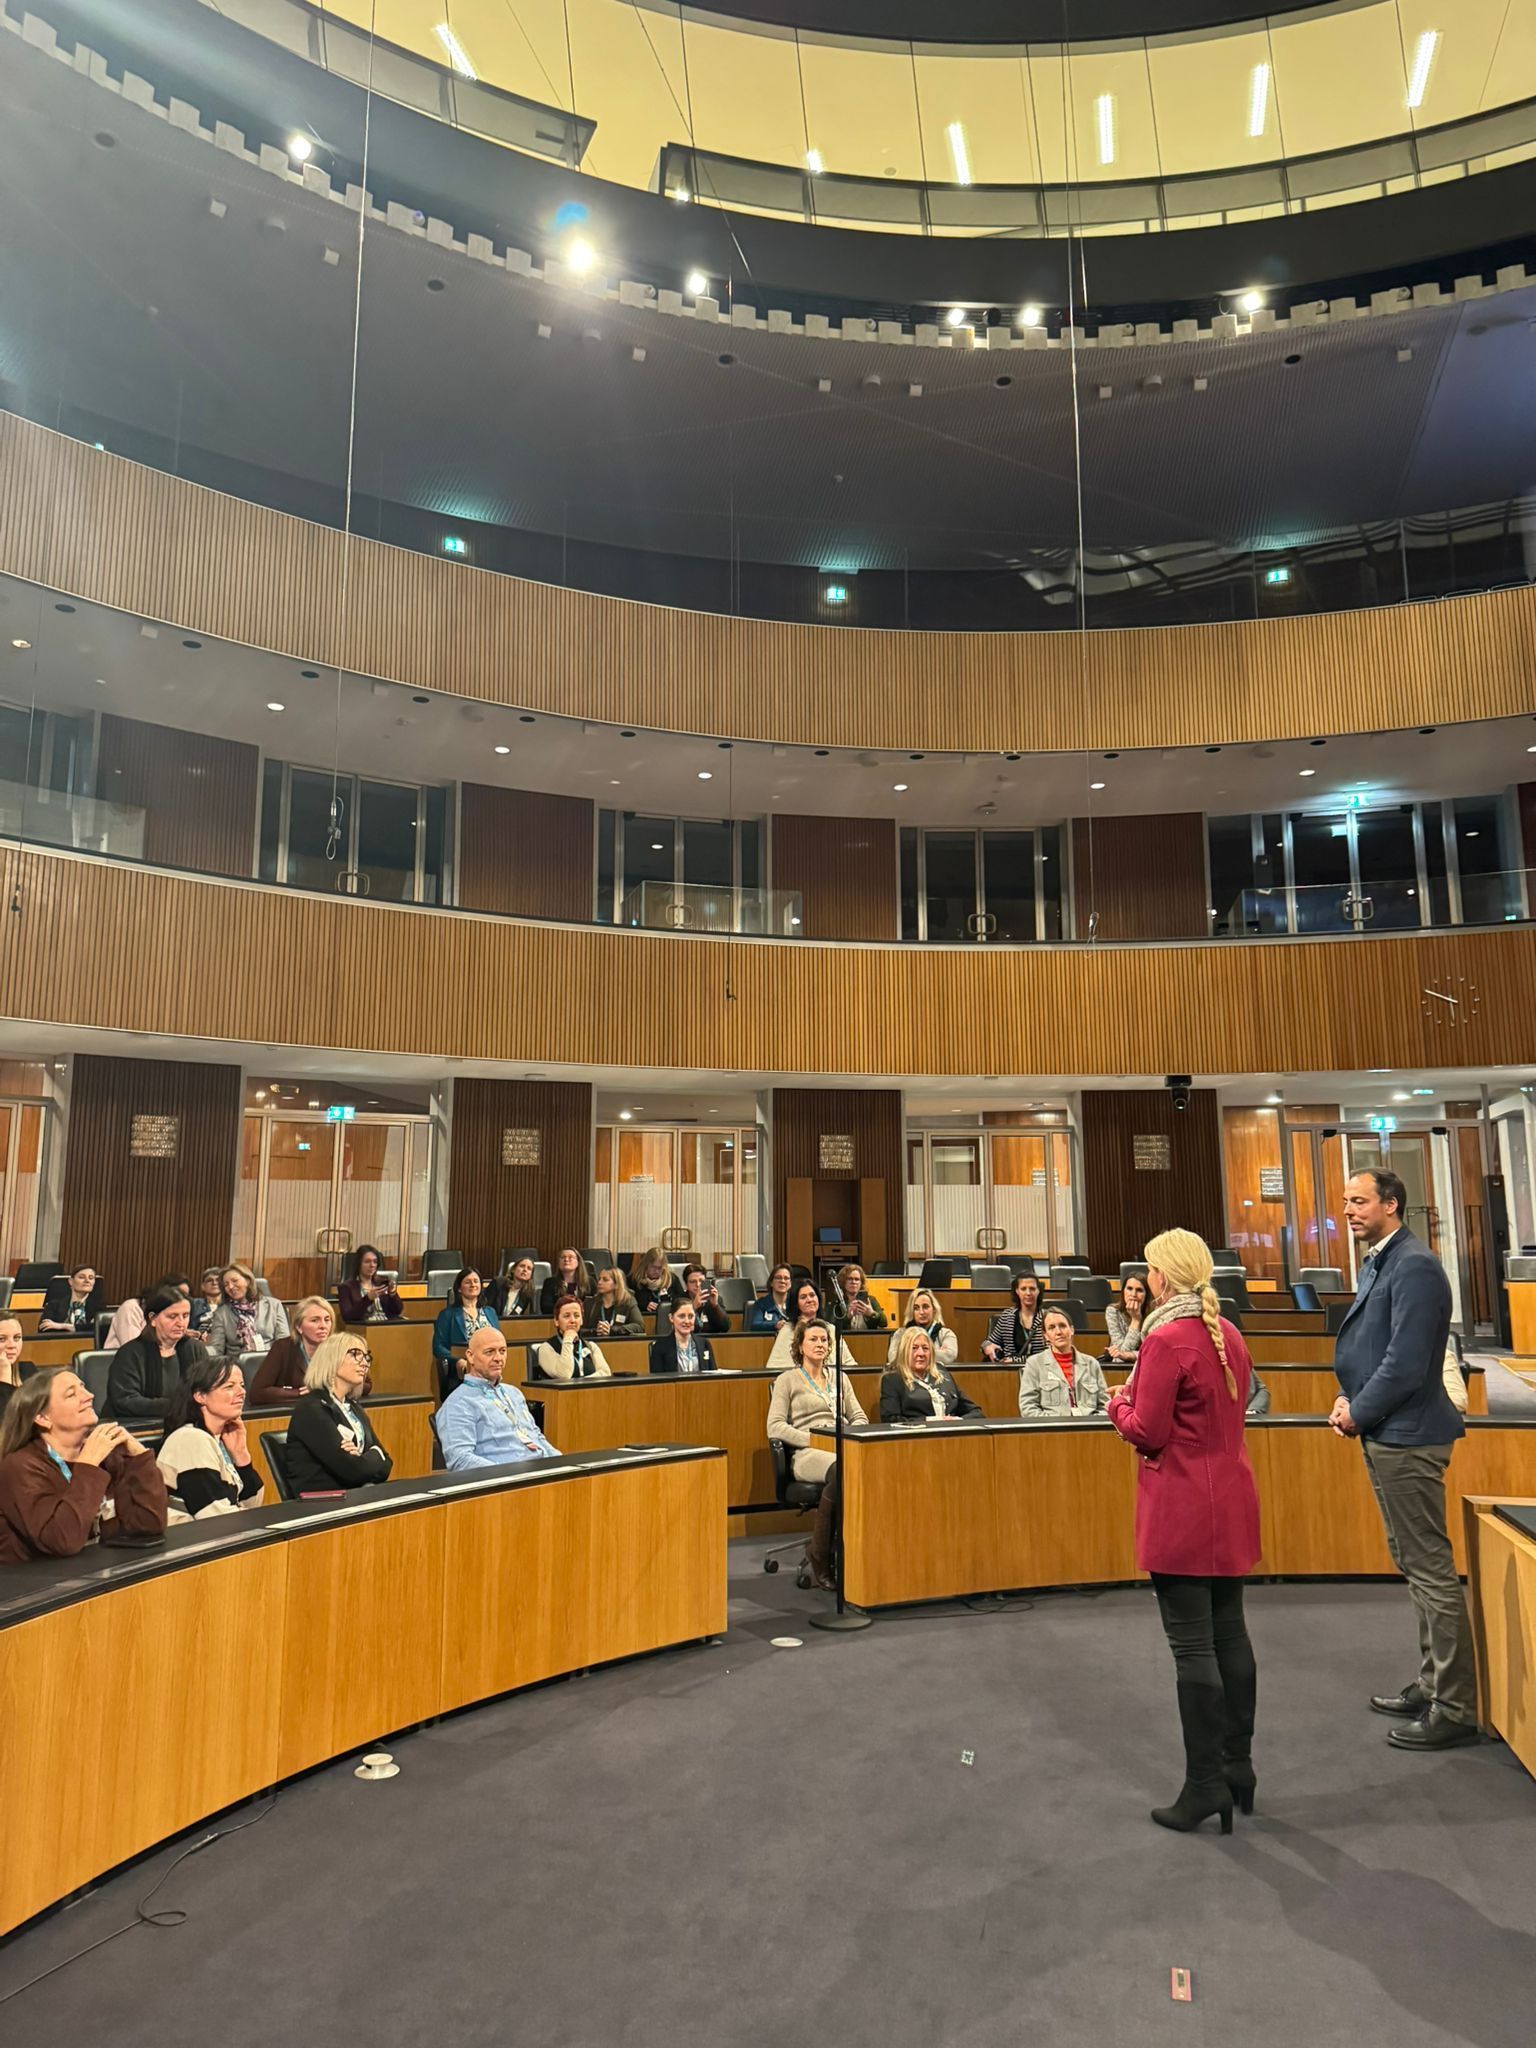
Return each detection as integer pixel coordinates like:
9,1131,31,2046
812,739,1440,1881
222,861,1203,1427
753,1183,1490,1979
1108,1227,1260,1837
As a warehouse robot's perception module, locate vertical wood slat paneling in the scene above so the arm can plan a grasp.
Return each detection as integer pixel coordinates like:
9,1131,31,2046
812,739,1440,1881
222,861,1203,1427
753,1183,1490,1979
57,1054,243,1291
1080,1090,1227,1274
771,1089,904,1268
6,847,1536,1079
96,714,259,877
1071,812,1209,940
457,785,593,921
771,815,897,940
4,414,1536,754
446,1079,592,1277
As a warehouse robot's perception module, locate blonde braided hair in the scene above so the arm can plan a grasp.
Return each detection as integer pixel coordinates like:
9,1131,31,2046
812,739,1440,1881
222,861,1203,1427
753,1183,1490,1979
1144,1228,1237,1400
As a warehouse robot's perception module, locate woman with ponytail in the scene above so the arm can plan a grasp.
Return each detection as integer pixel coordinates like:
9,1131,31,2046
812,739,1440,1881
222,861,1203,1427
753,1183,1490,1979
1107,1228,1260,1836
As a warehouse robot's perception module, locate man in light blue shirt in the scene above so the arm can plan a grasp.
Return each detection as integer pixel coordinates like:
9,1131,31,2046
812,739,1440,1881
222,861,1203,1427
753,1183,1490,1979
436,1326,559,1471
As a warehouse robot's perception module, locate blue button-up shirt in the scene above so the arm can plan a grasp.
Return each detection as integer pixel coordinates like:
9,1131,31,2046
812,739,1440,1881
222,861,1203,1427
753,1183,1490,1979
436,1374,559,1471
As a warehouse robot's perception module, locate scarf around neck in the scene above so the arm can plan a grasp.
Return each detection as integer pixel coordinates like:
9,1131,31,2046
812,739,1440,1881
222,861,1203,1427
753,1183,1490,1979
1141,1289,1206,1340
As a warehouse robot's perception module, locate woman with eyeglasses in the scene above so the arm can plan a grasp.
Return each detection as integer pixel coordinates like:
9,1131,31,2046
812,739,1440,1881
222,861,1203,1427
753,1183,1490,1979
284,1333,393,1494
747,1264,796,1333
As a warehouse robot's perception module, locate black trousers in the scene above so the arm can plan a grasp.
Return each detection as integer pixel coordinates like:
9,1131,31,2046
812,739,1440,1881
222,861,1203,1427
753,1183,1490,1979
1151,1573,1254,1691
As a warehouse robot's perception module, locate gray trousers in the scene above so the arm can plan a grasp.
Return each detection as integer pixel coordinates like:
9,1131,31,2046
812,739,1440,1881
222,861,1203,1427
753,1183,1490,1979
1361,1438,1476,1723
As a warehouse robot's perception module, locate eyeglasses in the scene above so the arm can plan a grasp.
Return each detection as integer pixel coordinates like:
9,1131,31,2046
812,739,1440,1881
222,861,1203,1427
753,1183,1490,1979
343,1348,372,1366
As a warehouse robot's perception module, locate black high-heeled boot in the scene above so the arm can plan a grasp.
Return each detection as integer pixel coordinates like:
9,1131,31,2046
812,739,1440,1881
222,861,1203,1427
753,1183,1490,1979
1151,1681,1234,1835
1217,1630,1258,1814
1222,1760,1256,1816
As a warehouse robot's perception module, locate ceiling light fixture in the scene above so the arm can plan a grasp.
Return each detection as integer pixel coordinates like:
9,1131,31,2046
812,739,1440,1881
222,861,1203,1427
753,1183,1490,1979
1406,29,1439,109
287,134,312,162
1265,1093,1282,1105
10,637,29,649
433,21,478,79
698,770,713,780
618,1109,633,1121
1298,768,1316,777
686,269,708,296
1090,780,1106,790
494,744,510,755
567,237,596,274
266,701,285,712
893,783,908,792
1095,93,1116,166
805,147,825,175
1239,289,1264,315
1019,303,1042,326
945,306,966,328
1248,61,1270,138
947,121,972,186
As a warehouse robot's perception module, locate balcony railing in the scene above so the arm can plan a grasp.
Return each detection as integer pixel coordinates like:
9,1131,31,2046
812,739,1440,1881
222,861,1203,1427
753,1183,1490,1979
618,882,803,937
1218,871,1533,939
0,781,145,860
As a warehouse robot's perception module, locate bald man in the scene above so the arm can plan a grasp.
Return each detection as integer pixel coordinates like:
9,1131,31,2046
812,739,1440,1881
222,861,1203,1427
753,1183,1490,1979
436,1325,559,1472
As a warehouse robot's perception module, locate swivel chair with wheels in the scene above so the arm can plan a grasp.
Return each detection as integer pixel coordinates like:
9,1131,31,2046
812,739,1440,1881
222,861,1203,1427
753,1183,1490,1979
761,1437,826,1586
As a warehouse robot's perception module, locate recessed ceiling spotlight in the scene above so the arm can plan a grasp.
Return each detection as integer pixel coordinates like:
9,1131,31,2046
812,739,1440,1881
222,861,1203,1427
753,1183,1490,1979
1298,767,1316,777
1090,780,1106,790
650,842,664,851
301,668,320,680
182,638,202,649
610,778,621,785
54,602,75,614
1419,726,1436,735
1019,304,1041,326
672,187,691,204
686,269,708,296
1238,289,1263,314
697,770,713,780
567,237,596,273
494,744,510,755
10,637,30,649
814,749,830,758
287,134,312,162
1309,737,1327,746
266,700,285,712
621,728,637,738
519,714,536,723
717,741,733,750
618,1109,633,1121
893,782,908,792
945,306,966,328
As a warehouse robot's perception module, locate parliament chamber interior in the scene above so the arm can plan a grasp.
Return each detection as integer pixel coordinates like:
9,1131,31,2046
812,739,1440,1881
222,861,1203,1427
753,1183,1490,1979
3,0,1536,2039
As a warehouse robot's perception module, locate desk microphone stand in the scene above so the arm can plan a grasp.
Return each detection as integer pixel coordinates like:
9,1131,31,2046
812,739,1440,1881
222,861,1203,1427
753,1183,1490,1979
810,1331,872,1633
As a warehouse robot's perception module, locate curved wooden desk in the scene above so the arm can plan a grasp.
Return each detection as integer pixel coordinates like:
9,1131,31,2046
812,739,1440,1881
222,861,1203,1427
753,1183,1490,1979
839,1417,1536,1609
0,1446,726,1936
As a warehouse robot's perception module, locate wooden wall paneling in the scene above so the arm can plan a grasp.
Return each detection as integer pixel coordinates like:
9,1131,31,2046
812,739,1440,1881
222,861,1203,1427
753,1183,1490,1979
446,1078,592,1275
11,847,1536,1080
57,1053,242,1292
9,415,1536,754
1070,812,1209,939
771,815,897,940
1080,1089,1226,1273
771,1088,904,1271
457,783,594,921
96,713,259,877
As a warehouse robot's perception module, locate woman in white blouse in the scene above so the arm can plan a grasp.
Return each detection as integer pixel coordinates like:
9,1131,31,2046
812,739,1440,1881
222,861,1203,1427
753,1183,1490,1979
536,1297,613,1381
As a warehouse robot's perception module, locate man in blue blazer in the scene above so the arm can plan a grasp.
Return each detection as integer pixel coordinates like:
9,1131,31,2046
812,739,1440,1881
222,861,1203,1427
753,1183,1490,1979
1331,1168,1476,1751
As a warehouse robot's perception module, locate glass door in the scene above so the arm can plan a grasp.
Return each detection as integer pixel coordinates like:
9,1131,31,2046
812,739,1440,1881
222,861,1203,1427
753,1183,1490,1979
0,1102,48,1275
236,1113,433,1298
1285,1125,1348,1281
905,1129,1080,1263
596,1126,761,1271
929,1137,985,1255
1290,814,1355,933
923,834,979,943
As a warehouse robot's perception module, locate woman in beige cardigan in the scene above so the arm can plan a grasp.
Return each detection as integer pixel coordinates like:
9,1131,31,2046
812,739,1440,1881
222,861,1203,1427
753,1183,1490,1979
535,1297,614,1381
766,1319,867,1587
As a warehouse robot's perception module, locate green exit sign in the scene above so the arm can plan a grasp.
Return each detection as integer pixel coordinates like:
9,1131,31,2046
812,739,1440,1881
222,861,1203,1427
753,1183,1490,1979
326,1104,356,1123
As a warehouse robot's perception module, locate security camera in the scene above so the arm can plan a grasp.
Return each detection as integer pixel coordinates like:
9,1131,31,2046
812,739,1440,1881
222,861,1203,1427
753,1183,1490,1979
1165,1075,1192,1112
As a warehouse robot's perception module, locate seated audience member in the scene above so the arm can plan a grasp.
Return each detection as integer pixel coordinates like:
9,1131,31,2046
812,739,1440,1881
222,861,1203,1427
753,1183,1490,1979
1247,1366,1271,1417
880,1326,981,1423
747,1264,796,1333
190,1266,223,1334
630,1248,681,1317
156,1359,262,1519
103,1286,203,1424
540,1248,592,1318
285,1334,393,1494
38,1263,107,1335
104,1273,191,1352
497,1255,541,1320
537,1297,614,1380
432,1268,500,1373
833,1264,887,1331
650,1299,720,1376
682,1264,731,1334
1019,1307,1112,1418
766,1319,867,1588
249,1296,364,1403
768,1284,855,1368
0,1314,26,1423
584,1266,644,1339
0,1366,167,1563
338,1244,404,1325
203,1264,290,1361
437,1326,560,1470
983,1272,1048,1362
1105,1274,1148,1362
885,1288,958,1370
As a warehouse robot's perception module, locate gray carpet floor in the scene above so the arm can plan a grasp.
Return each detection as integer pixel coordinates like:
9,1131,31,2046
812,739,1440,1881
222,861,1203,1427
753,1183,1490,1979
4,1548,1534,2048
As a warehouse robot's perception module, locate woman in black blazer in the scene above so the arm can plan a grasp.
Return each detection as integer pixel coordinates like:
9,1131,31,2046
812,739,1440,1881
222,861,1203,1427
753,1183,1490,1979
649,1300,719,1376
879,1326,982,1423
284,1332,393,1494
39,1264,107,1336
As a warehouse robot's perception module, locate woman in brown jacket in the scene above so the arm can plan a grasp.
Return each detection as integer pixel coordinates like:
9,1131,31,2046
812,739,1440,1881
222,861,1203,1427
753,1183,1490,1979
0,1367,167,1565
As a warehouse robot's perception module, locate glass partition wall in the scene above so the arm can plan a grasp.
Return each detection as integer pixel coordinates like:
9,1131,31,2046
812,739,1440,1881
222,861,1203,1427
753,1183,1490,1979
592,1124,762,1274
905,1123,1080,1266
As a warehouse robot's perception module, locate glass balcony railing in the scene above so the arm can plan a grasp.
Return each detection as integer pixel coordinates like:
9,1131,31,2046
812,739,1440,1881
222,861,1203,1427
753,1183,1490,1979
1219,871,1532,939
618,881,803,936
0,781,145,860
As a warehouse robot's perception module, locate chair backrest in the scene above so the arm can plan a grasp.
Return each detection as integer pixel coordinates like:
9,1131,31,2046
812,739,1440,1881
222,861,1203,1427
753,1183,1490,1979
253,1276,273,1299
1067,1275,1113,1314
1299,1266,1344,1292
1290,1280,1320,1313
870,1261,904,1276
949,1255,973,1277
93,1310,114,1347
422,1248,463,1282
971,1263,1011,1290
1324,1300,1351,1335
499,1246,539,1276
737,1253,769,1291
261,1431,297,1501
530,1261,551,1291
526,1341,550,1382
1003,1256,1038,1279
72,1350,112,1404
1056,1256,1091,1271
1216,1295,1245,1331
716,1276,752,1314
237,1351,269,1380
580,1248,615,1280
0,1277,12,1313
1048,1264,1080,1292
918,1259,952,1291
769,1434,796,1507
15,1261,63,1290
1119,1261,1149,1282
426,1268,459,1299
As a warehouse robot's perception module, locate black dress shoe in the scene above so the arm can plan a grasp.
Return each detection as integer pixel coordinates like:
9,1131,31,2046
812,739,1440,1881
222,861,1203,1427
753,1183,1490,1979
1387,1705,1480,1751
1370,1683,1430,1718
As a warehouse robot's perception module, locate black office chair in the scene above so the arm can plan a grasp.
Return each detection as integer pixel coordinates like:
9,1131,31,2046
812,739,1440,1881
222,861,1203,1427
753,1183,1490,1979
762,1437,825,1584
1291,1281,1321,1313
871,1261,904,1276
918,1259,953,1291
526,1341,550,1382
1004,1256,1038,1279
1217,1273,1252,1313
72,1351,112,1406
261,1432,297,1502
1068,1275,1113,1314
15,1261,63,1290
949,1255,973,1278
498,1245,539,1275
1216,1295,1246,1332
421,1248,463,1282
92,1310,114,1348
1055,1257,1091,1272
580,1247,615,1279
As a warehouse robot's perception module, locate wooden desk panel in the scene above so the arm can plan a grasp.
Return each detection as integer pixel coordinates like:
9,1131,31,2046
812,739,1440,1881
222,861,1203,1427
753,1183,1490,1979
991,1428,1140,1589
841,1430,1000,1608
0,1545,286,1934
1464,1499,1536,1768
362,1319,438,1396
241,1399,436,1505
